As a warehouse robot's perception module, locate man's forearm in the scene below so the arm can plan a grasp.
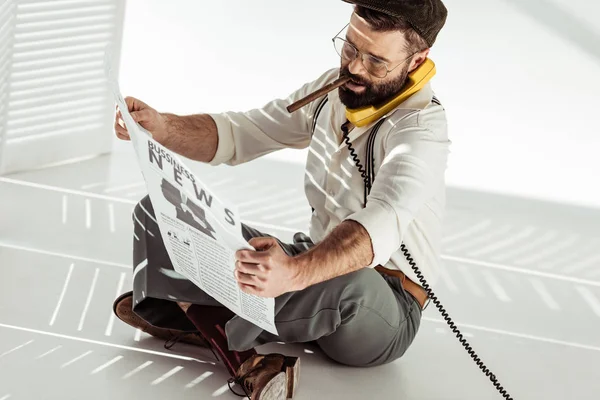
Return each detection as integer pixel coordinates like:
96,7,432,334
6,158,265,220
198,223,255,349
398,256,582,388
294,220,374,289
161,113,219,163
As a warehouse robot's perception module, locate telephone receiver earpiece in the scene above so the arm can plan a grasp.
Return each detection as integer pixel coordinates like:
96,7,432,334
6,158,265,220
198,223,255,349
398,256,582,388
345,58,437,127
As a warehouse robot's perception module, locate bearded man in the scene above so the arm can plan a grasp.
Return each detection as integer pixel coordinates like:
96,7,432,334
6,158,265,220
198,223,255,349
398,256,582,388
113,1,450,398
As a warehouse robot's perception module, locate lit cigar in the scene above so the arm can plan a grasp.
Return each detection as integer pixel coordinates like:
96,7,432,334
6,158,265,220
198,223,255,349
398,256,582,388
287,76,351,113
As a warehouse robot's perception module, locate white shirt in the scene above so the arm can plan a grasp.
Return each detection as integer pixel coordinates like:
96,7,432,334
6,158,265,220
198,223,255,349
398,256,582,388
208,68,451,287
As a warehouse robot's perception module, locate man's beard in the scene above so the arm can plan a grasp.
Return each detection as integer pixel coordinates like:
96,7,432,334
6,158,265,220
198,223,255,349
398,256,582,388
338,63,410,109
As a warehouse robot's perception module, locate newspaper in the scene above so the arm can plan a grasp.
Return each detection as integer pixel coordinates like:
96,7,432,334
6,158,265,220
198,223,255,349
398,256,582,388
105,59,278,336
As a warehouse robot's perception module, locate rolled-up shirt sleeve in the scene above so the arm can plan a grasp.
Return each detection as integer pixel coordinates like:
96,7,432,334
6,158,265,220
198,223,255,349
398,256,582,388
207,69,339,166
344,125,450,267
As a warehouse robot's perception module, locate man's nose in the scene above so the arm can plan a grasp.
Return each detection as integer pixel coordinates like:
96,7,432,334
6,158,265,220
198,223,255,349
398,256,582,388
348,56,368,77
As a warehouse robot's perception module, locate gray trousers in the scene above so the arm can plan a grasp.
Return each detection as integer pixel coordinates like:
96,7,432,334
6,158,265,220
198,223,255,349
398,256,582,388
131,195,422,367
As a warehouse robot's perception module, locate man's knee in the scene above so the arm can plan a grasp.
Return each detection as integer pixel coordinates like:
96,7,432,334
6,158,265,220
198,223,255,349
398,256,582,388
317,339,368,367
314,269,411,367
317,333,402,368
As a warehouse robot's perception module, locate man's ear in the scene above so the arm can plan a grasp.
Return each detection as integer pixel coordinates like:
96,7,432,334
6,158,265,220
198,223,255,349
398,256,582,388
409,48,431,73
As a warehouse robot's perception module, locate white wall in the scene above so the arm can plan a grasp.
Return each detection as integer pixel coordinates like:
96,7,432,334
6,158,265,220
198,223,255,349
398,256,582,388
117,0,600,209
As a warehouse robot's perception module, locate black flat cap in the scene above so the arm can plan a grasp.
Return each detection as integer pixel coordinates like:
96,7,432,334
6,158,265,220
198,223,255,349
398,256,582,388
343,0,448,47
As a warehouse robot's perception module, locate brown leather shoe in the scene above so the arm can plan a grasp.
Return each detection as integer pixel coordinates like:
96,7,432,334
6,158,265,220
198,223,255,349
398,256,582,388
113,291,208,348
230,354,300,399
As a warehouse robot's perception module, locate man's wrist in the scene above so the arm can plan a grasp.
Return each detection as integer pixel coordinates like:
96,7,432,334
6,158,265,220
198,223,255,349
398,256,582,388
162,113,176,136
291,253,312,291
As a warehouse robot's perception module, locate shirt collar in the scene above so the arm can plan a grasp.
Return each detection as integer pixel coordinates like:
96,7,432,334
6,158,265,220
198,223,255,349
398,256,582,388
330,82,434,146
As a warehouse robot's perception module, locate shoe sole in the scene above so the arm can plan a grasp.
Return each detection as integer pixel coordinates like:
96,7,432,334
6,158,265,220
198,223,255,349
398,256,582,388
283,357,300,399
257,371,287,400
113,291,207,348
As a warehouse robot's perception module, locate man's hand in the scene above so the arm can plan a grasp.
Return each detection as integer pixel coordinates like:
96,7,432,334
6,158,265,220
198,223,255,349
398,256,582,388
114,96,169,143
234,237,304,298
114,97,219,164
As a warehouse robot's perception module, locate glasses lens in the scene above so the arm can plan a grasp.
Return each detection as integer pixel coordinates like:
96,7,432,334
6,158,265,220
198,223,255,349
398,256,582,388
363,55,388,78
333,38,356,61
333,38,388,78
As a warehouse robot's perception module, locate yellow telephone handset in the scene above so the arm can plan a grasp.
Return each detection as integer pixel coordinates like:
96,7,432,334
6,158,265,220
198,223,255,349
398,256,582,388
345,58,436,127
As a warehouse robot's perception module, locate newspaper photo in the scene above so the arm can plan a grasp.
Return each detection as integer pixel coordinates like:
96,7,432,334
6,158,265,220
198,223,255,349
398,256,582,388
105,59,278,336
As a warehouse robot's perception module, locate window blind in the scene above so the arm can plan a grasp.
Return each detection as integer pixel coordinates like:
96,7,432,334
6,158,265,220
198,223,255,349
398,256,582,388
0,0,125,174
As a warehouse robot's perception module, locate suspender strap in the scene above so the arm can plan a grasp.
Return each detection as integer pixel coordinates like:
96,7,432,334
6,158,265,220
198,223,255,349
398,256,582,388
310,93,386,206
311,96,329,135
364,118,386,202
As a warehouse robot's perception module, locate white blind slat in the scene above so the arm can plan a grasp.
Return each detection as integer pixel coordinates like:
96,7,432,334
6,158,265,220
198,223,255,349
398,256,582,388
10,87,107,109
7,114,105,138
17,6,115,24
6,122,105,145
14,32,112,51
8,104,106,129
13,50,104,72
12,59,104,81
17,14,114,32
9,95,108,119
11,78,106,101
18,0,114,13
13,42,107,62
11,69,104,90
16,23,113,40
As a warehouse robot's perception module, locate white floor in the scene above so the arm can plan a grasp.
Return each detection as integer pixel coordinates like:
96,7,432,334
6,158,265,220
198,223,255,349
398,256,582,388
1,149,600,399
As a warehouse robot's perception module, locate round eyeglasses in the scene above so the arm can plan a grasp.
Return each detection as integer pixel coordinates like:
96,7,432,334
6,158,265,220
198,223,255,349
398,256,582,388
332,24,417,79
